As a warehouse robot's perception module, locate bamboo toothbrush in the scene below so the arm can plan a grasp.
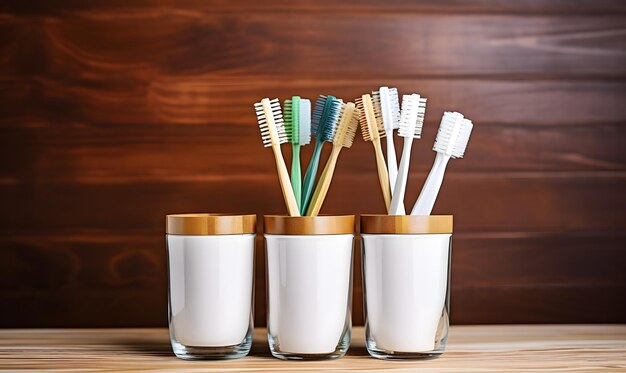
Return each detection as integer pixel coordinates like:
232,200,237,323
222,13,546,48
411,112,473,215
254,98,301,216
356,94,391,212
283,96,311,210
372,87,401,197
389,94,427,215
300,95,342,215
306,102,360,216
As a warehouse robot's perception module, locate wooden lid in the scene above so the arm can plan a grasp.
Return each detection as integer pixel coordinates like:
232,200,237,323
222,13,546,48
166,214,256,235
360,214,453,234
264,215,355,235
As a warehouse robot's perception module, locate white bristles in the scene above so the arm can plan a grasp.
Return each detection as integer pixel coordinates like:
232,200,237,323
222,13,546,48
333,102,360,148
433,111,473,158
254,98,288,147
299,98,312,145
372,86,401,131
355,94,385,142
398,94,427,139
388,88,401,129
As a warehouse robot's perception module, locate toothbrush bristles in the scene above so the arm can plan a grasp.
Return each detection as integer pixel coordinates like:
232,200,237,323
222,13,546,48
433,112,473,158
398,94,427,139
370,94,383,130
324,99,342,142
254,98,288,147
311,95,328,138
283,99,294,142
312,95,342,142
388,88,401,129
355,95,385,142
299,99,312,145
333,102,360,148
372,87,401,131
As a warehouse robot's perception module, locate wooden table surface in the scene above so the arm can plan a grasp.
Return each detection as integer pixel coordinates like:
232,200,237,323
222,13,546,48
1,325,625,372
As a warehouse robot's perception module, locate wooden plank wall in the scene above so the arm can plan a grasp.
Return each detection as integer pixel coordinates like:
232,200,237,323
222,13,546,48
0,1,625,327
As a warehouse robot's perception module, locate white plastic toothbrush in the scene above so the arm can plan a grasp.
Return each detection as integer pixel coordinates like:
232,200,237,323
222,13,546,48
372,87,401,196
254,98,301,216
411,112,473,215
389,94,427,215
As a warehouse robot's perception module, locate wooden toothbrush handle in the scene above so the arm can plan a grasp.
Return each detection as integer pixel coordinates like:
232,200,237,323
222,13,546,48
307,145,342,216
373,138,391,212
272,144,301,216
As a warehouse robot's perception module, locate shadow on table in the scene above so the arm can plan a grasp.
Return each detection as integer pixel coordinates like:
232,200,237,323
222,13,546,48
250,339,370,358
111,338,273,358
112,336,370,359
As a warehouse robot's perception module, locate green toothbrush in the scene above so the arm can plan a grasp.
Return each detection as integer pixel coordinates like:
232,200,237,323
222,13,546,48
284,96,311,210
300,95,342,215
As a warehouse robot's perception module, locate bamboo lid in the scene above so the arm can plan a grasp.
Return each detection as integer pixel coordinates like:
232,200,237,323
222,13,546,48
166,214,256,235
360,214,453,234
264,215,355,235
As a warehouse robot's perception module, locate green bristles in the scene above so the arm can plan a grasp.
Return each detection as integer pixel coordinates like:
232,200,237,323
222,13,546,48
285,96,304,210
284,96,301,146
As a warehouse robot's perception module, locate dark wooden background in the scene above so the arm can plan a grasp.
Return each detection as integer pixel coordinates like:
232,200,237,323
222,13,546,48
1,1,625,327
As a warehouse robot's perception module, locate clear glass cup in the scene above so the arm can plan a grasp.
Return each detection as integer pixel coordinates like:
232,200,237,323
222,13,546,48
166,213,256,359
264,215,355,360
360,214,453,359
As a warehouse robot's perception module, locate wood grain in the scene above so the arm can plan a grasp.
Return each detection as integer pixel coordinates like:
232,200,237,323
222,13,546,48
2,123,624,187
0,326,624,371
1,79,625,128
1,7,626,78
1,175,624,232
0,1,625,327
3,0,626,16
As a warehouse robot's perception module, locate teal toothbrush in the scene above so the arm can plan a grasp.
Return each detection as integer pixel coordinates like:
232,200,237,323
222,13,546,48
300,95,342,214
284,96,312,210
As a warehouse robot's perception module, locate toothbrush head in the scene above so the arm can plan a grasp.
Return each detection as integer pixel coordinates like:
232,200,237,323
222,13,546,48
433,111,473,158
398,94,427,139
356,94,385,142
312,95,342,143
372,86,401,131
299,98,312,146
333,102,360,148
283,96,301,145
254,98,288,147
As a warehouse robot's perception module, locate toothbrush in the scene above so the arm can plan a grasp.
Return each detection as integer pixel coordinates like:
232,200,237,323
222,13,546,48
389,94,427,215
283,96,312,210
300,95,342,215
253,98,301,216
356,94,391,212
372,87,401,197
306,102,360,216
411,112,473,215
